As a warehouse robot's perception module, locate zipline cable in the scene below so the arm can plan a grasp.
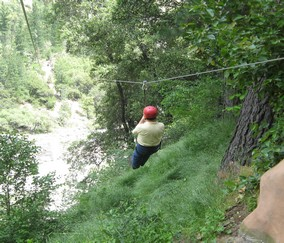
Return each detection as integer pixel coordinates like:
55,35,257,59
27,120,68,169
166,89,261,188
94,57,284,85
109,79,138,84
20,0,39,61
148,57,284,84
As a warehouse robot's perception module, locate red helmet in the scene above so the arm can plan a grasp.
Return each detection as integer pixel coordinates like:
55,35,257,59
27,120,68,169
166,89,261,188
143,106,158,119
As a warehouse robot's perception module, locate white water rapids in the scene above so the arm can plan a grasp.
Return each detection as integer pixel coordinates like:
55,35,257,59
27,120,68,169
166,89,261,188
27,60,94,210
29,101,91,210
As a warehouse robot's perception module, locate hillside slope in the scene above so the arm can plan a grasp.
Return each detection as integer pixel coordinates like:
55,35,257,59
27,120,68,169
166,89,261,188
48,119,237,242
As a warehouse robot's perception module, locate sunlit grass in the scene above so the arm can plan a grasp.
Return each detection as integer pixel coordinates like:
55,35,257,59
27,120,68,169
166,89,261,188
49,119,235,242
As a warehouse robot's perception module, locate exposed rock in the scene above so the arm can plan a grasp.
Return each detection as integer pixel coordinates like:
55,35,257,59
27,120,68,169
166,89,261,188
218,234,264,243
240,159,284,243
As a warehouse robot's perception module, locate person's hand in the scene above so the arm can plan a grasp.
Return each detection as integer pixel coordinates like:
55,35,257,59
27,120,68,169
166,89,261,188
139,115,146,124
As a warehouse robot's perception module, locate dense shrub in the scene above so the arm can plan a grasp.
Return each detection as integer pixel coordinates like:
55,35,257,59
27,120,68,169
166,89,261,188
53,55,93,99
26,70,56,108
57,101,72,126
0,107,54,133
0,133,59,243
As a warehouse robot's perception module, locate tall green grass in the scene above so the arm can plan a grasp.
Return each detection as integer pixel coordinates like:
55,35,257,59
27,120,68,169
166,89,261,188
49,119,234,242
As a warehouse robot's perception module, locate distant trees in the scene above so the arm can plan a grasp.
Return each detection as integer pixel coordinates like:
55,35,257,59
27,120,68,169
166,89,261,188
0,0,61,132
53,54,94,100
0,0,60,89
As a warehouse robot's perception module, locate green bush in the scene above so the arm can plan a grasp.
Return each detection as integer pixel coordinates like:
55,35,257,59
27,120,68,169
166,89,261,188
57,101,72,126
80,86,104,119
45,96,57,109
25,70,56,108
67,88,82,100
162,77,224,145
53,54,93,97
162,78,222,122
252,115,284,174
0,107,54,133
0,133,59,243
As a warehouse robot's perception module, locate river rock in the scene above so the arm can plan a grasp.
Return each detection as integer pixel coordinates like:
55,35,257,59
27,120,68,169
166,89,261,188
240,159,284,243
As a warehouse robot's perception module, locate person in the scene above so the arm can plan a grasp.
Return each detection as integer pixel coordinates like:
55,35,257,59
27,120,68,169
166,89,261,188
130,106,165,169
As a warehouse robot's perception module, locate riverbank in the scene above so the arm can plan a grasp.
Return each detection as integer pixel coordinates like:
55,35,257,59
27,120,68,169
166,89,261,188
29,100,92,210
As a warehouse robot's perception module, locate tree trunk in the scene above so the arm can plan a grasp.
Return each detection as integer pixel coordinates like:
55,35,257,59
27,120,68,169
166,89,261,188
116,81,129,134
220,78,273,169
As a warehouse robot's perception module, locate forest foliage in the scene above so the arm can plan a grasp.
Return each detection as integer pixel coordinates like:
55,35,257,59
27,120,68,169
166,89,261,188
0,0,57,132
53,0,283,155
0,0,283,242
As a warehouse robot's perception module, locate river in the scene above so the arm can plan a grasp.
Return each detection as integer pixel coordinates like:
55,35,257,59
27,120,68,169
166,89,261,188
28,59,94,210
29,100,92,210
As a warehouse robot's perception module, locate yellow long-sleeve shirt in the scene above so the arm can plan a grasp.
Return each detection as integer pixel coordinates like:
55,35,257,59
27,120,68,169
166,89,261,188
132,121,164,147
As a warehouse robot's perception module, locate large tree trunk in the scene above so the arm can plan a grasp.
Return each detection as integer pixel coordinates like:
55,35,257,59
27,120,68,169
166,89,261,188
220,78,273,169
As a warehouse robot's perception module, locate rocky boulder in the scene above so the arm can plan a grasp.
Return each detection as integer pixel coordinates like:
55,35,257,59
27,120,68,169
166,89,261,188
240,159,284,243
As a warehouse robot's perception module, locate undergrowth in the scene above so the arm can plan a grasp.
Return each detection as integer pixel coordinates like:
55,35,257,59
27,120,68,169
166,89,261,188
48,119,235,242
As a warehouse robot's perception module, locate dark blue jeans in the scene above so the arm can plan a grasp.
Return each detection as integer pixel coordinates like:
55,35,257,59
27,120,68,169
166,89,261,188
131,143,161,169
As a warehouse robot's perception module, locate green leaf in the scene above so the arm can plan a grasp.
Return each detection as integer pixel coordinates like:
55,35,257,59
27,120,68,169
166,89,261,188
207,34,215,40
206,8,214,18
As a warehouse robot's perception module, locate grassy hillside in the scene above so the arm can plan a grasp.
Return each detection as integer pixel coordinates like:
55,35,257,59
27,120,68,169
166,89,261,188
49,119,235,242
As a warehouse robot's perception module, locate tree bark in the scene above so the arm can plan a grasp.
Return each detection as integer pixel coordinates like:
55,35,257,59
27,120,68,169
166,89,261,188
220,78,273,169
116,81,129,134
